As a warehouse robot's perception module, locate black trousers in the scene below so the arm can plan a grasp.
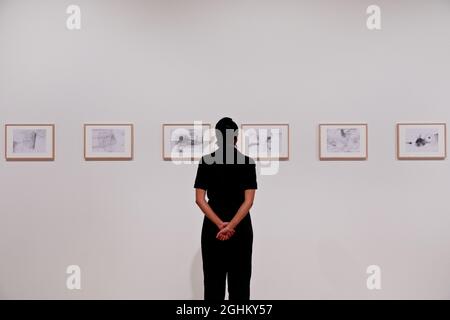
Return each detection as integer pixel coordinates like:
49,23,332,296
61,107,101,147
201,215,253,301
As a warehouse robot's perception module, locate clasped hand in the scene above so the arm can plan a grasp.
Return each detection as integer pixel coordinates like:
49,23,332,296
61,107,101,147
216,222,235,241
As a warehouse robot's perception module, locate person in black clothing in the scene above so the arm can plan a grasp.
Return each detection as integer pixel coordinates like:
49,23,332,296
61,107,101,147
194,117,257,301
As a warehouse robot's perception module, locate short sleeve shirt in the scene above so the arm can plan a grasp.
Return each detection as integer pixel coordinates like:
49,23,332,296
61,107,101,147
194,148,257,212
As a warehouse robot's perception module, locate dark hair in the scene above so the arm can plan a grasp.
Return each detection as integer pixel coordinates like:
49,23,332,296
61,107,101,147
215,117,238,146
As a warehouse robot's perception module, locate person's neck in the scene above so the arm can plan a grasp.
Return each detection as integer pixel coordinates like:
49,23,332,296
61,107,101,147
217,144,236,153
217,144,236,149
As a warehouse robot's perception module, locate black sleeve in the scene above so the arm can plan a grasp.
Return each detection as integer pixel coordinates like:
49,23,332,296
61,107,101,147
242,163,258,190
194,161,209,190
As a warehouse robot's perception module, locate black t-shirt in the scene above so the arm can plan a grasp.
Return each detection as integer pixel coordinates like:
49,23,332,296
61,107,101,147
194,147,257,221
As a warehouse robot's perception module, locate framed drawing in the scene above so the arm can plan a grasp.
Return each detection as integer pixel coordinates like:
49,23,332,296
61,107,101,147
319,123,368,160
397,123,447,160
162,123,212,160
240,124,290,160
5,124,55,161
84,124,134,160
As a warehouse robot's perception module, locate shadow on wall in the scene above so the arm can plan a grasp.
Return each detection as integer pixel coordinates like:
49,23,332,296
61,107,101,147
191,249,203,300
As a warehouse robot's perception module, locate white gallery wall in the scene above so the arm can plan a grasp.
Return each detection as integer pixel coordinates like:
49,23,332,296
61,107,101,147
1,0,450,299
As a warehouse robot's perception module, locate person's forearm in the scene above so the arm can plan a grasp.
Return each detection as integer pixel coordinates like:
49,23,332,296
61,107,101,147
196,199,223,228
228,200,253,230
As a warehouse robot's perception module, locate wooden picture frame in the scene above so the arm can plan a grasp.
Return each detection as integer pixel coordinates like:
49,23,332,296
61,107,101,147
240,124,290,161
319,123,368,161
162,123,212,161
84,124,134,161
5,124,55,161
397,123,447,160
